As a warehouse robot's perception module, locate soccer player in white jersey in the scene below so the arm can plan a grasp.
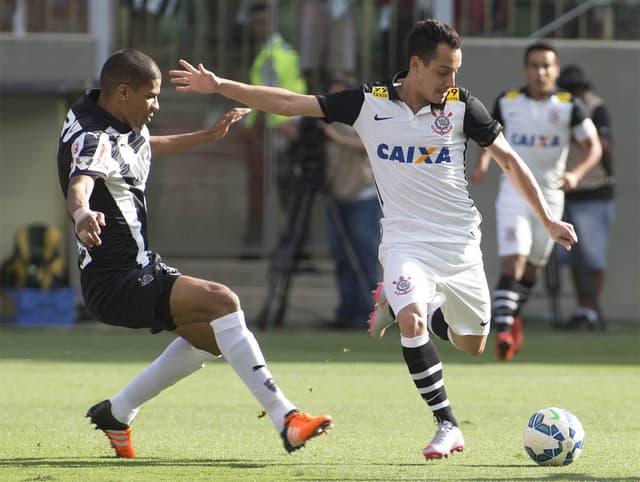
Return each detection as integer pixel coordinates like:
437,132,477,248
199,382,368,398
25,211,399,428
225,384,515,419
58,49,332,458
471,42,601,361
170,20,577,460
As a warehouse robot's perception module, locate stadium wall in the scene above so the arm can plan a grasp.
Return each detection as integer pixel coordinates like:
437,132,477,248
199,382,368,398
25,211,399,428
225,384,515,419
0,38,638,321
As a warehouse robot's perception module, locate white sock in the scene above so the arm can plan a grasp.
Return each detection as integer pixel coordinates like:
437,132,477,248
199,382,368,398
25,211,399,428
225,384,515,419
110,336,218,425
211,310,296,431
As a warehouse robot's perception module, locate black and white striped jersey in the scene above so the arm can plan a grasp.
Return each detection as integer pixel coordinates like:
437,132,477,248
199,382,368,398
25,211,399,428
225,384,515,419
57,89,152,272
318,72,502,245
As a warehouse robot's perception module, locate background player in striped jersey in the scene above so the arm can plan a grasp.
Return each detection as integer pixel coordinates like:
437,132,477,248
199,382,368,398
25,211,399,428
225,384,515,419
471,42,601,360
170,20,577,460
57,49,332,458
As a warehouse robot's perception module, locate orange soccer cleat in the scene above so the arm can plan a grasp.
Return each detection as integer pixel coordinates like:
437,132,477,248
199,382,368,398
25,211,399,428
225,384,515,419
281,410,333,453
495,331,516,361
86,399,136,458
512,315,524,353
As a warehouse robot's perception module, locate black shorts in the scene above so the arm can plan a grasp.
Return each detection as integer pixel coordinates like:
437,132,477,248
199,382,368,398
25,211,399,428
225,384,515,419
81,252,180,332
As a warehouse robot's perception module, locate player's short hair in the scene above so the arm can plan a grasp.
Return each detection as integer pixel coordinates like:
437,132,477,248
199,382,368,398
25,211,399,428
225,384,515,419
523,41,558,65
100,49,161,96
406,19,461,65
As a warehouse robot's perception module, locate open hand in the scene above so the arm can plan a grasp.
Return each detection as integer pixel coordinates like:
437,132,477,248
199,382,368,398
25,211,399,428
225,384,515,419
170,59,220,94
208,107,251,140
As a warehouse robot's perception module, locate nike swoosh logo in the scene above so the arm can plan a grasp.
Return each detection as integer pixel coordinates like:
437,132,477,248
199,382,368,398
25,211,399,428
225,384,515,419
374,114,393,121
480,321,489,326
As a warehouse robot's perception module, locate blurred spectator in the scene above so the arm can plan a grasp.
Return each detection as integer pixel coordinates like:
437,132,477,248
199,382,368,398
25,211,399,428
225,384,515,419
377,0,420,76
556,65,614,330
321,77,381,329
294,0,357,93
239,1,306,256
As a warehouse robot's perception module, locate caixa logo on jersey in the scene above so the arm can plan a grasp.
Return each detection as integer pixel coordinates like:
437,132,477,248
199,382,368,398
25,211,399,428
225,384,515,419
510,133,561,148
377,144,451,164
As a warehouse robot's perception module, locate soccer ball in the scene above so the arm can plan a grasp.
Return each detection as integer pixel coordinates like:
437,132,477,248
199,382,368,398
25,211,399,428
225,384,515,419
523,407,585,466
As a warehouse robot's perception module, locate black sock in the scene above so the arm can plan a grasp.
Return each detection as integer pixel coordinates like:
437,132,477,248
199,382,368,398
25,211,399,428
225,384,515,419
515,278,535,316
401,336,457,426
428,309,450,342
493,275,520,331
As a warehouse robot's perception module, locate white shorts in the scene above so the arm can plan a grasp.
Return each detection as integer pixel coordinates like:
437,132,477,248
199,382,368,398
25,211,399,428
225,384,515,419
495,179,564,267
379,241,490,336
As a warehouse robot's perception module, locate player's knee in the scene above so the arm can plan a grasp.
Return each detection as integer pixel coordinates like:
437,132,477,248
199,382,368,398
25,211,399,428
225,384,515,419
462,344,485,357
204,282,241,316
454,334,486,356
397,310,427,337
467,342,485,356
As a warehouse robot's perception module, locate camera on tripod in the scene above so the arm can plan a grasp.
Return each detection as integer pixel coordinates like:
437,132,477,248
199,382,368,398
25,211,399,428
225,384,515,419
290,117,327,189
257,116,372,329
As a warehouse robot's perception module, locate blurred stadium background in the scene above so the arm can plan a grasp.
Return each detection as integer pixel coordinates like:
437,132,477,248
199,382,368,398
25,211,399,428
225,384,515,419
0,0,638,325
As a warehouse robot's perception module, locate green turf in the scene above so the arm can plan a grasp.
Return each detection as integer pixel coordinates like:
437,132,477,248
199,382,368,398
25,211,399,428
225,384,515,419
1,322,639,481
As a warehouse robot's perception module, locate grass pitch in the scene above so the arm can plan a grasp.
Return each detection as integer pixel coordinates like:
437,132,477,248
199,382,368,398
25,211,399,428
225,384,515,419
0,322,638,481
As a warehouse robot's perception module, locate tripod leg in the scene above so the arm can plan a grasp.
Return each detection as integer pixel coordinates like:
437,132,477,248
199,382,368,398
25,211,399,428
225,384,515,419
256,185,316,329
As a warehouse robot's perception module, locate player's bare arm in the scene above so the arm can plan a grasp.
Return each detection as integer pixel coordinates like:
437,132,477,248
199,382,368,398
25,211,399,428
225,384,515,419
169,59,323,118
487,133,577,250
470,147,492,183
561,134,602,191
150,107,250,157
66,174,106,248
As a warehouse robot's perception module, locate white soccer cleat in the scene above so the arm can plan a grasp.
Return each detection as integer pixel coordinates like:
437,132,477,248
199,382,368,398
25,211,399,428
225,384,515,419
423,420,465,460
367,282,395,338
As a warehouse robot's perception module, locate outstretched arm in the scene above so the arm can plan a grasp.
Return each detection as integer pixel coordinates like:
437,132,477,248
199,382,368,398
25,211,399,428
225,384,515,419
150,107,250,157
170,59,323,118
486,132,577,250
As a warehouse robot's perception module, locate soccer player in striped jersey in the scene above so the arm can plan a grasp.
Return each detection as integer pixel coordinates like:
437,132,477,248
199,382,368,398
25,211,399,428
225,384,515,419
58,49,332,458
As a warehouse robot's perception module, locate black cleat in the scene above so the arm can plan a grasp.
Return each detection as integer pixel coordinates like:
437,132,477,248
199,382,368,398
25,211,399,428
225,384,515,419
86,400,136,458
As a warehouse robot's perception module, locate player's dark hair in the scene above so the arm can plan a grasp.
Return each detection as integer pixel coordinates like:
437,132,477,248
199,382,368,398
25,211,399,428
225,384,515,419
523,41,557,65
100,49,161,96
406,19,461,65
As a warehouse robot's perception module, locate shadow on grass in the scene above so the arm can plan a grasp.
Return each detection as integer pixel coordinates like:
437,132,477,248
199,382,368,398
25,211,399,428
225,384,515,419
1,322,638,365
2,458,638,482
0,457,279,469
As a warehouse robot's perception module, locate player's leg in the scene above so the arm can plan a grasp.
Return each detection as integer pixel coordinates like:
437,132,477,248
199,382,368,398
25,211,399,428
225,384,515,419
491,255,529,360
425,243,490,357
84,261,215,458
171,275,333,452
382,249,463,459
395,303,465,459
87,331,217,458
494,191,534,360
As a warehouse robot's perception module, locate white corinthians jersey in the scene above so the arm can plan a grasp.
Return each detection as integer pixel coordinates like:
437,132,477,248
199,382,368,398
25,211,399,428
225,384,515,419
318,73,501,245
57,89,152,272
493,87,596,191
